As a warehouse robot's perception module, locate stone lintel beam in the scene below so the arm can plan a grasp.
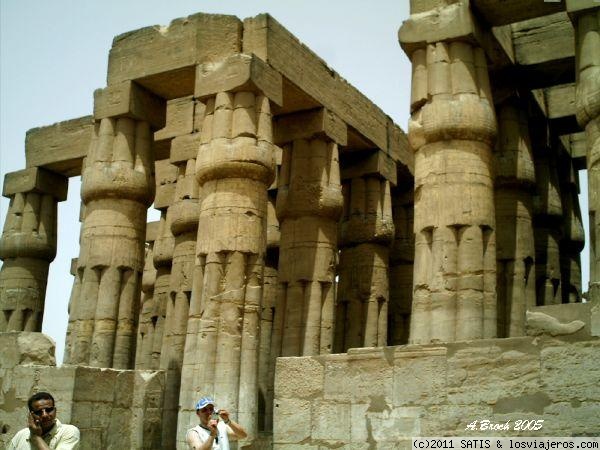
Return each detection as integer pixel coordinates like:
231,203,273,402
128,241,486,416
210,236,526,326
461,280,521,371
341,150,397,186
154,159,178,210
566,0,600,19
195,53,283,106
399,1,484,56
146,220,160,243
107,13,242,99
25,116,93,177
560,132,588,170
529,86,581,136
472,0,564,27
274,108,347,146
170,133,201,165
154,96,195,142
2,167,68,201
94,81,167,130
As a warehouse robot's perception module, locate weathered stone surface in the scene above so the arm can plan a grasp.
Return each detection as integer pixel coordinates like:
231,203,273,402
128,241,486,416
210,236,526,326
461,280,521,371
25,116,93,177
107,13,242,98
154,96,195,141
274,357,324,400
2,167,68,201
0,332,56,368
94,81,166,130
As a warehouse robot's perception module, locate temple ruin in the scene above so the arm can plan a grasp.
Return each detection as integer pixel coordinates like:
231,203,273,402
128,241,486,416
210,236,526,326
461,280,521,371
1,1,599,448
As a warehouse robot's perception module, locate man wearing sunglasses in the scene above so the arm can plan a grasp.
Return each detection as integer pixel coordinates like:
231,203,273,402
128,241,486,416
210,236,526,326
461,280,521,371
186,396,247,449
8,392,80,449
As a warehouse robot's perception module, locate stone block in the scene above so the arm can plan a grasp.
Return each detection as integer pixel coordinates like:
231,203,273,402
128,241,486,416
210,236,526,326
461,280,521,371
540,340,600,403
25,116,93,177
154,96,195,141
445,338,542,406
94,81,166,130
341,150,397,185
393,346,447,406
526,303,591,339
272,398,311,443
107,13,242,98
3,167,68,201
72,367,118,402
399,2,483,56
566,0,600,17
274,356,325,400
146,220,160,242
170,133,201,164
195,53,283,106
323,348,393,402
367,406,421,443
311,400,350,441
0,332,56,368
274,108,347,146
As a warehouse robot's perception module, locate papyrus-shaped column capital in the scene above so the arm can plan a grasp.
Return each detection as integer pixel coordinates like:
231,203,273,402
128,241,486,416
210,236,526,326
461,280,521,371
195,53,283,106
0,167,67,261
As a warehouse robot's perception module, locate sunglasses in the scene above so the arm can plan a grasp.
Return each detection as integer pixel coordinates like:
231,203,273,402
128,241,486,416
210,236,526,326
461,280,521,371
31,407,55,416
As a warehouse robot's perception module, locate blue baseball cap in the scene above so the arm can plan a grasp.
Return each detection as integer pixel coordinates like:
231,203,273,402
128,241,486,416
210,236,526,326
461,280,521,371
195,396,215,410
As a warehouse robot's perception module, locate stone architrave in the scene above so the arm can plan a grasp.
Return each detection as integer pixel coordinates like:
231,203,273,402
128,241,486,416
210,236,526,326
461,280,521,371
177,54,282,446
400,2,498,344
0,167,68,331
274,108,345,357
335,175,394,352
388,187,414,345
64,81,163,369
570,3,600,303
493,99,536,337
532,134,563,306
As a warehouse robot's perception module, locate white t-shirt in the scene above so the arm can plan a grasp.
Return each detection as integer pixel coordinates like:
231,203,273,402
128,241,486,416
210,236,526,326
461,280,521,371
186,421,230,450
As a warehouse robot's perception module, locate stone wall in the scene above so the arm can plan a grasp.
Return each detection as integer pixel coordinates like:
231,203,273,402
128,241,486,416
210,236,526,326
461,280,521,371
272,310,600,448
0,332,165,449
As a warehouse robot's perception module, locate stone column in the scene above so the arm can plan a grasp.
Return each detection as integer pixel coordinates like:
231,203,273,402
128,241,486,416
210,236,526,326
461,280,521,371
0,168,67,331
558,151,585,303
64,81,164,368
274,108,344,357
570,2,600,303
134,223,159,369
400,2,498,343
162,128,201,450
388,186,414,345
493,98,536,337
178,54,282,444
335,171,394,352
532,131,563,306
258,193,280,432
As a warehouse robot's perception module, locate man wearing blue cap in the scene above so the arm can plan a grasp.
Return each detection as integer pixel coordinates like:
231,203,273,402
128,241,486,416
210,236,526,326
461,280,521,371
186,396,247,449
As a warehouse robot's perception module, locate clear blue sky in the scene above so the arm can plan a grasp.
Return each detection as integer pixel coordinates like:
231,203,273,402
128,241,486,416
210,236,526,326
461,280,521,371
0,0,413,363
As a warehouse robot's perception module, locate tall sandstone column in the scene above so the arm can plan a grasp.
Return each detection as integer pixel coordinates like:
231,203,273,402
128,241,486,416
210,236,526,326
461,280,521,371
273,108,344,357
571,2,600,303
532,132,563,306
336,174,394,351
388,186,414,345
493,98,536,337
400,2,498,343
64,81,164,368
0,168,67,331
178,54,282,445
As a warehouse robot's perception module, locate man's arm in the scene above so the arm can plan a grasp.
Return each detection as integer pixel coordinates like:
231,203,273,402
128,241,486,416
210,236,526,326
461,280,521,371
218,409,247,440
